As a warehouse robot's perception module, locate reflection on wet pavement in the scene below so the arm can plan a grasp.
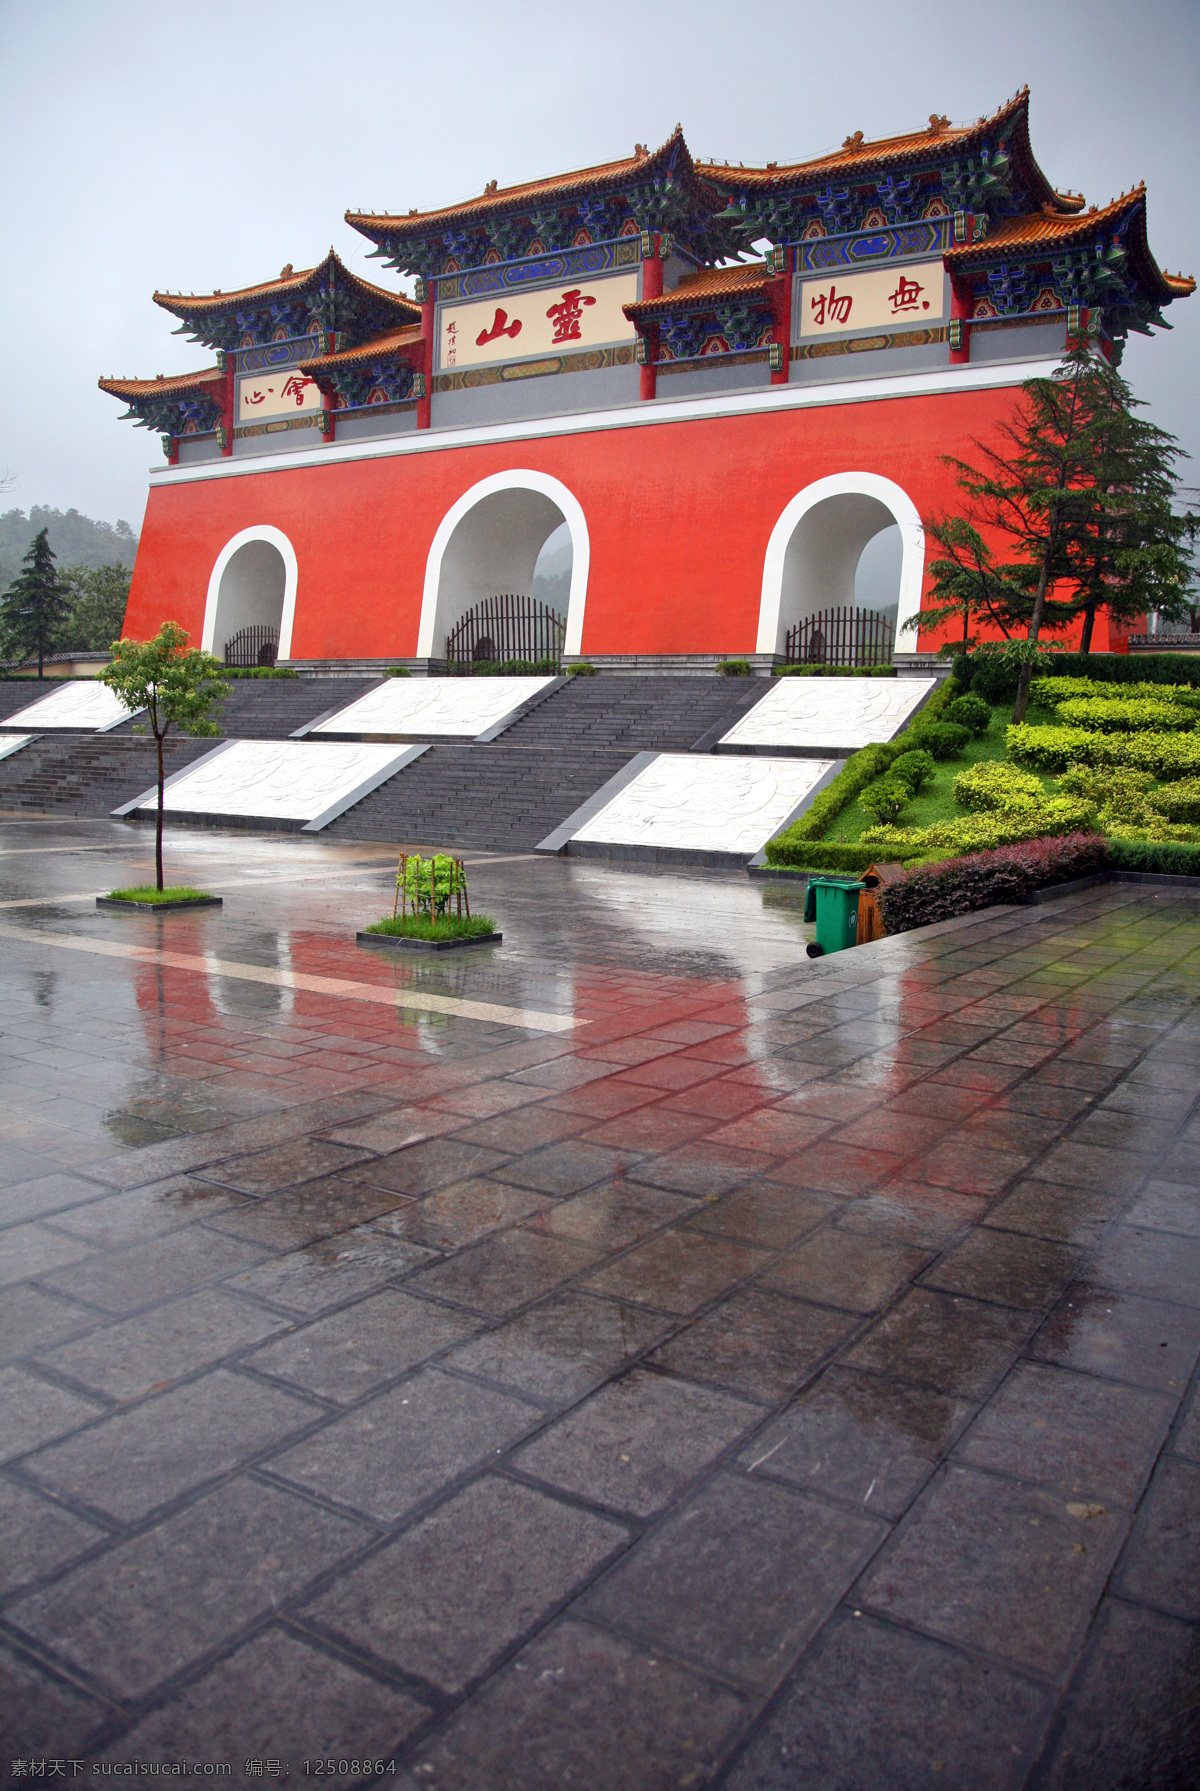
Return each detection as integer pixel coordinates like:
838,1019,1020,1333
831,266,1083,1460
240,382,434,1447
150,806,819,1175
0,817,1198,1784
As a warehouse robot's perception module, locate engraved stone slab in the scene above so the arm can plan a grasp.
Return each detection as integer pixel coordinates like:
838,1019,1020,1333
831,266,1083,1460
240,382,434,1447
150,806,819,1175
313,677,556,740
571,754,833,856
0,734,35,762
139,741,414,824
3,682,138,731
720,677,937,752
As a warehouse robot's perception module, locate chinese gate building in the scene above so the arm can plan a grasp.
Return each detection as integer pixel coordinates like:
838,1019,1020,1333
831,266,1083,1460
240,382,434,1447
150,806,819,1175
101,90,1193,671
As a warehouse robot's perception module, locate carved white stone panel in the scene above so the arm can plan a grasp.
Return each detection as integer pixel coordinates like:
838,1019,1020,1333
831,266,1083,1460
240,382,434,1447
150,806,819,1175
572,753,832,855
720,676,936,752
144,741,408,822
314,676,556,739
5,683,138,731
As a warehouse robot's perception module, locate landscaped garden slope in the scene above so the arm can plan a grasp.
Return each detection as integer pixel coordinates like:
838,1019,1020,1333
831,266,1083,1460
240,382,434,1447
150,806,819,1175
765,654,1200,877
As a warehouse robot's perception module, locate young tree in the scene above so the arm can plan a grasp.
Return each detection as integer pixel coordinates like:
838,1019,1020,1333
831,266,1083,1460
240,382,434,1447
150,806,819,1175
910,345,1196,720
59,563,132,651
99,622,228,891
0,527,69,675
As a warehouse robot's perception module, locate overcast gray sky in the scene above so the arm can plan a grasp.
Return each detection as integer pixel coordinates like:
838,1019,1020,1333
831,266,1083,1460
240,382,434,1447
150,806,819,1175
2,0,1197,532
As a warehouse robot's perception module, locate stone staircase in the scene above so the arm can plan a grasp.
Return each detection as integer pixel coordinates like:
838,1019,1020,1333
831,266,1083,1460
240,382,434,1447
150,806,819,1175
499,674,763,752
107,675,382,740
0,735,215,816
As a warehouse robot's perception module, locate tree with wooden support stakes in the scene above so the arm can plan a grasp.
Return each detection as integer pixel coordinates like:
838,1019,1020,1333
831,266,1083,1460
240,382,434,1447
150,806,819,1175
99,621,228,893
907,344,1197,720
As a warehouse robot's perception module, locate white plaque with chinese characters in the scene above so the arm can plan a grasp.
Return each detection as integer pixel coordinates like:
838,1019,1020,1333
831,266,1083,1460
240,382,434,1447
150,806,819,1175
438,272,638,372
797,261,947,339
237,369,323,421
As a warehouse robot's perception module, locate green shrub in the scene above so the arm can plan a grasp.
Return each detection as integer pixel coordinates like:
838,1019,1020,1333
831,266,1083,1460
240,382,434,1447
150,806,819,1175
761,842,878,873
879,833,1112,933
863,795,1094,859
1151,778,1200,823
906,720,972,760
1109,838,1200,877
889,748,935,792
1051,653,1200,688
108,885,212,903
764,678,963,861
567,662,596,676
385,665,411,677
1056,696,1196,733
1008,723,1200,779
717,659,752,676
951,653,974,689
858,778,912,824
943,693,991,735
953,760,1045,812
773,664,896,677
968,656,1022,703
1031,675,1200,710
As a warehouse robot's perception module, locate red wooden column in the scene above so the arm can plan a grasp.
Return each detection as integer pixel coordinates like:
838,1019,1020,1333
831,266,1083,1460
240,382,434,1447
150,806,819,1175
949,274,973,365
218,352,235,455
769,247,793,385
418,281,434,429
639,232,661,400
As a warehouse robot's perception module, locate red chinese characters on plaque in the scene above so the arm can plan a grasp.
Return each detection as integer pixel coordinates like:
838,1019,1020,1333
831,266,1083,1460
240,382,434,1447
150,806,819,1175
545,288,597,344
799,260,944,340
437,272,637,371
808,285,853,327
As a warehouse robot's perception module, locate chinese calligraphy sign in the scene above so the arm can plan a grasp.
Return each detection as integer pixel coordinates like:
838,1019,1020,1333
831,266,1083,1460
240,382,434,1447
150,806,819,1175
238,370,321,421
437,273,636,371
798,261,945,340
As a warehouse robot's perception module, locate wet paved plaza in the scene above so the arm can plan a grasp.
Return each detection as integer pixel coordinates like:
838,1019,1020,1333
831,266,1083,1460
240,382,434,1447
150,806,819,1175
1,818,1198,1789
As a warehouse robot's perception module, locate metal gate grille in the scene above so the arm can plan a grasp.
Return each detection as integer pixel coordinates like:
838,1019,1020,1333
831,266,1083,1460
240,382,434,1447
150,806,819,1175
224,626,279,668
783,607,893,668
445,596,566,668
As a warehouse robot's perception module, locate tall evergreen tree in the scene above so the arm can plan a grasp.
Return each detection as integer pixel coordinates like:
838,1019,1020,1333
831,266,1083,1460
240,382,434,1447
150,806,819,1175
909,346,1196,720
0,527,70,676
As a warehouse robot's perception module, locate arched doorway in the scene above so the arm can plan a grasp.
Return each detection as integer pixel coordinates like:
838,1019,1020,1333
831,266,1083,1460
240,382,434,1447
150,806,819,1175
202,526,298,665
756,474,925,662
418,471,590,663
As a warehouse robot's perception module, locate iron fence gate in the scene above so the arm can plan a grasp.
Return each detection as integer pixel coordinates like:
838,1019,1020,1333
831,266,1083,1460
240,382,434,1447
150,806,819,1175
224,626,279,668
445,595,566,667
783,607,893,668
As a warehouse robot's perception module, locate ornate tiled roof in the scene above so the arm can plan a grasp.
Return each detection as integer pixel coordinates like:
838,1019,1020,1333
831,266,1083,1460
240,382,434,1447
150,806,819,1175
945,186,1195,301
625,262,772,321
301,326,424,375
346,127,715,242
153,251,418,323
697,90,1083,216
98,368,224,399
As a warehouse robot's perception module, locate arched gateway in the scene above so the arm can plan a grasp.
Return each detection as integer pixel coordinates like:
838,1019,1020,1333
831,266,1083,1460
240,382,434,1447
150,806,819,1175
202,527,298,666
417,472,590,664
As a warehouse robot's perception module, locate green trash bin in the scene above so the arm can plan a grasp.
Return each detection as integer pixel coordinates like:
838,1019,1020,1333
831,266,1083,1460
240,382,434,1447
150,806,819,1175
803,876,864,958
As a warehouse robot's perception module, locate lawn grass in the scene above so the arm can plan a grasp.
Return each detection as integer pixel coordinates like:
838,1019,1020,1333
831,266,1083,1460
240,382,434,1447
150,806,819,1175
364,912,497,940
108,885,214,904
824,704,1061,843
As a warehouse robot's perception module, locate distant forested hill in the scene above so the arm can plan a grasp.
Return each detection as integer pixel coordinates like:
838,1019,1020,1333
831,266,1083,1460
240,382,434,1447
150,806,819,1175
0,506,138,593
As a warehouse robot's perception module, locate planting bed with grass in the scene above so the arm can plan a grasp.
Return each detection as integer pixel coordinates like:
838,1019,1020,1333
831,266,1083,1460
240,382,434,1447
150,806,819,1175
362,912,498,941
107,885,214,905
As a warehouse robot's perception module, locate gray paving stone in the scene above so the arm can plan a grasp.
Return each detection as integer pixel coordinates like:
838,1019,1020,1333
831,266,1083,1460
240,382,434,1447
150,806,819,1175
512,1366,759,1517
40,1225,272,1315
739,1366,974,1520
229,1228,435,1315
760,1228,929,1314
0,1219,94,1285
6,1477,372,1701
0,1479,104,1597
584,1470,884,1691
99,1626,428,1780
412,1228,600,1315
0,1638,110,1759
844,1288,1038,1399
446,1291,667,1405
920,1228,1081,1311
1084,1225,1200,1306
583,1228,770,1316
1029,1284,1200,1392
24,1367,322,1522
47,1178,248,1247
0,1284,97,1362
722,1612,1054,1791
202,1136,370,1195
1114,1456,1200,1620
245,1288,482,1402
858,1463,1125,1682
268,1367,540,1524
526,1179,693,1250
648,1288,855,1402
305,1475,628,1692
35,1288,290,1402
371,1176,552,1248
405,1618,744,1790
0,1364,104,1463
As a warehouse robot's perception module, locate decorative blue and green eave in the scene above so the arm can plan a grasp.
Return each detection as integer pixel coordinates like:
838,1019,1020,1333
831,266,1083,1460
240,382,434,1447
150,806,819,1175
152,250,420,354
943,185,1195,355
299,326,426,413
344,126,736,287
624,262,782,364
696,89,1084,250
97,367,225,448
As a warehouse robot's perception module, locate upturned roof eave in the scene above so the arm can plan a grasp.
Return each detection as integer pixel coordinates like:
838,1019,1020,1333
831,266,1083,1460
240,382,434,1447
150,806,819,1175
152,251,419,322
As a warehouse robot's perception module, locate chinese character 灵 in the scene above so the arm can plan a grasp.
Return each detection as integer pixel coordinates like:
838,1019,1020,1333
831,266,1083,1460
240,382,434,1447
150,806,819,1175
546,288,597,344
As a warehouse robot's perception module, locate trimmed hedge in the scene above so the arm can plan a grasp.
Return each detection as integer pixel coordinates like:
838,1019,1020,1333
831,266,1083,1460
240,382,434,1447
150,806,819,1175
879,833,1112,933
773,664,896,677
1056,696,1196,733
1031,675,1200,711
862,795,1093,859
1008,723,1200,779
763,842,878,873
764,677,961,864
1109,838,1200,877
943,693,991,735
963,651,1200,697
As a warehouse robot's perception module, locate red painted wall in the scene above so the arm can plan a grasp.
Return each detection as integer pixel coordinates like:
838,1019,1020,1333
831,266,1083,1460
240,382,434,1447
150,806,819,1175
124,382,1132,658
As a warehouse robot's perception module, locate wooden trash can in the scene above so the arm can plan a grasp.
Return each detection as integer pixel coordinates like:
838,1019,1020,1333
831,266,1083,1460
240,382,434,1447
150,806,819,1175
857,862,906,945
